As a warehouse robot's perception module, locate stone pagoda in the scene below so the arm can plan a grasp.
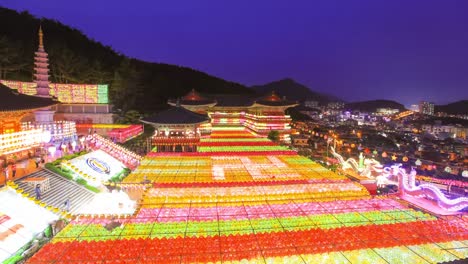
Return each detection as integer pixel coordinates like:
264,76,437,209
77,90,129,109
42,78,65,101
33,26,50,98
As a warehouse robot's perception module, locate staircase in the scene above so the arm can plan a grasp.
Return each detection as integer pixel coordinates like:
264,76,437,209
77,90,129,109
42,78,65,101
15,169,96,215
89,134,142,169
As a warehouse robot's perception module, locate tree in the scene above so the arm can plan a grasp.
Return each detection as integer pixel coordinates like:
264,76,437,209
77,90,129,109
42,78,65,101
268,130,280,142
110,58,145,112
85,60,113,83
298,148,312,156
48,44,86,83
120,110,141,124
0,36,27,79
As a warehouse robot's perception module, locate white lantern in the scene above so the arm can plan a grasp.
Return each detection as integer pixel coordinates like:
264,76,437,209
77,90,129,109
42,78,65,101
42,130,52,143
462,170,468,178
444,166,451,173
48,146,56,156
415,159,422,166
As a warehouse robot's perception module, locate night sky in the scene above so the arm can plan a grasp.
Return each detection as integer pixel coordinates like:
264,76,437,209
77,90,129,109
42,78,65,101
2,0,468,106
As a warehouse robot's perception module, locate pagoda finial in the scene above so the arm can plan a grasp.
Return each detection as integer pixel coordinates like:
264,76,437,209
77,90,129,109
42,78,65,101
176,98,181,107
39,24,44,48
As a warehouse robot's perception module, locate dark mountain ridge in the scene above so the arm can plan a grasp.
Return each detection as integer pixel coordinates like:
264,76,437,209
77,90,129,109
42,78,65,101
344,100,406,113
250,78,342,103
435,100,468,115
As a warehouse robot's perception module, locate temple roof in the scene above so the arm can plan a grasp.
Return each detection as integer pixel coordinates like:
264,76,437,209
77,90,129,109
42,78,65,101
168,89,216,106
168,90,298,108
0,83,56,111
141,106,210,125
209,95,256,107
254,91,298,107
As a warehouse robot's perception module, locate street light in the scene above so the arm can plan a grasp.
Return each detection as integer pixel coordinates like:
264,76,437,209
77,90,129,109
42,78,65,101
61,143,67,156
48,146,56,162
79,136,85,150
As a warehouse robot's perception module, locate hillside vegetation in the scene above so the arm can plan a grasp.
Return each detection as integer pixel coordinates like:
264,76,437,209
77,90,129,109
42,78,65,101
0,8,253,113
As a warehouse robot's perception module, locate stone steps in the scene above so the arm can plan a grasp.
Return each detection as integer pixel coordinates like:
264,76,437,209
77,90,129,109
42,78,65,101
15,169,97,215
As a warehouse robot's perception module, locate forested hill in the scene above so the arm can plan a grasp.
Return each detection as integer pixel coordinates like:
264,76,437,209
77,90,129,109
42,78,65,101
251,78,341,103
344,100,406,113
0,8,253,113
435,100,468,115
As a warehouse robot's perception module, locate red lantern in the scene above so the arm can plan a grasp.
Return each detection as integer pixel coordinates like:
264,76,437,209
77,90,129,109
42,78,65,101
402,156,408,162
382,152,388,158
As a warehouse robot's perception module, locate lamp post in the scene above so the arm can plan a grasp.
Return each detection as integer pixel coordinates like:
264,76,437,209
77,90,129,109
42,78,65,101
325,135,329,159
61,143,67,156
79,136,85,150
48,146,56,162
41,130,52,161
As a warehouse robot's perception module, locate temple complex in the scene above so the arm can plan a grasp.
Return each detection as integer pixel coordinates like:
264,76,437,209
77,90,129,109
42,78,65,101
169,89,298,142
2,20,467,264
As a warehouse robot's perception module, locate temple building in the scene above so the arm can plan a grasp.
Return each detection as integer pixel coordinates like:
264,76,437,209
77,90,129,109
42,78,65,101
0,26,112,124
0,82,57,167
169,90,298,142
141,102,211,152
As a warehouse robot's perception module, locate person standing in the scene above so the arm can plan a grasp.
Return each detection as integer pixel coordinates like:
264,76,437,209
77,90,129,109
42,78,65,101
11,164,16,178
35,184,41,200
3,166,8,183
64,197,71,212
35,157,40,168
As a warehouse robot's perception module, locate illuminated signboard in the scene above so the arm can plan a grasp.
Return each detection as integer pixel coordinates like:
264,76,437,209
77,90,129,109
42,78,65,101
67,150,126,182
0,80,108,104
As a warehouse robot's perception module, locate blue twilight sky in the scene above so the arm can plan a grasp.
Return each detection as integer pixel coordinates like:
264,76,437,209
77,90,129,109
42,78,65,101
2,0,468,106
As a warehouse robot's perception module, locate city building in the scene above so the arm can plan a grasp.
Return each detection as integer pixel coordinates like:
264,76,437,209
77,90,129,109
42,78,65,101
409,104,419,112
419,101,435,115
324,101,345,115
376,108,400,116
421,123,468,140
304,100,319,108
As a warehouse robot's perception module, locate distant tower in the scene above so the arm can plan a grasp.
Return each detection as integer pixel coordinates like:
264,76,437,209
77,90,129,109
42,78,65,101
418,101,434,115
34,25,51,97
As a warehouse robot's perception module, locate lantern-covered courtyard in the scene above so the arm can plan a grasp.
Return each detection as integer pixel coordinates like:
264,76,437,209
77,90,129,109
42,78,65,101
28,128,468,263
